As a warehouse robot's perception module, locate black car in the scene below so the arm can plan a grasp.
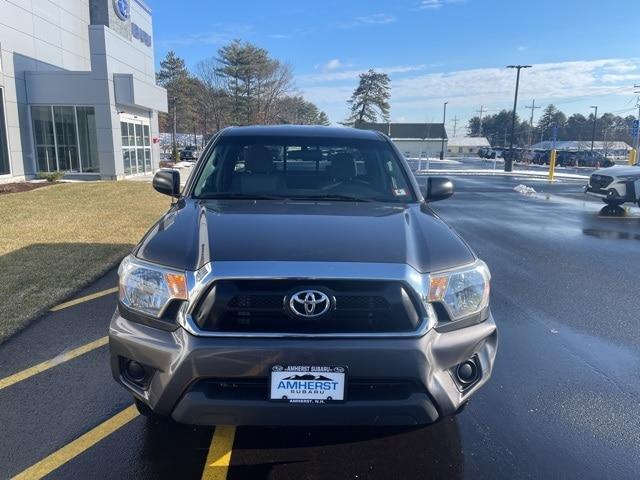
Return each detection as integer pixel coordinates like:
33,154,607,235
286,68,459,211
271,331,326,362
180,146,198,161
109,125,497,426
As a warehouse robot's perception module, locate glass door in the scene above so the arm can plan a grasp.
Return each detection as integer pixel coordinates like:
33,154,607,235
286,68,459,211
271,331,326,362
120,118,152,176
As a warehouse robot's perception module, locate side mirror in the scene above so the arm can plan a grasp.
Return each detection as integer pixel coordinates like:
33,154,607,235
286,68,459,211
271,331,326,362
153,169,180,197
422,176,454,202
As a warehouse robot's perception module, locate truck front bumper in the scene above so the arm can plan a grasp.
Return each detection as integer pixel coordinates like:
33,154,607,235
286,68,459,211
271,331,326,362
109,312,498,426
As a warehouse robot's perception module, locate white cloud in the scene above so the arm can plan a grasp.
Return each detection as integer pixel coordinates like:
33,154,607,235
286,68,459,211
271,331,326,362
158,24,253,47
341,13,397,28
419,0,466,10
299,64,428,83
324,59,342,71
517,46,528,52
299,57,639,123
269,34,289,39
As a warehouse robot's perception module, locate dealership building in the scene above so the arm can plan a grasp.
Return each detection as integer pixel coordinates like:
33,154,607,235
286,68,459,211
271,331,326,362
0,0,167,182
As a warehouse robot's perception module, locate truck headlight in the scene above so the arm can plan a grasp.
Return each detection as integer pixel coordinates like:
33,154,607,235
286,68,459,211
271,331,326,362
617,174,640,182
428,261,490,321
118,255,187,317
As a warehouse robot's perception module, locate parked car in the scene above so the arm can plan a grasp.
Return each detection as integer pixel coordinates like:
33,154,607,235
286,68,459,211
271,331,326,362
585,164,640,207
180,146,198,161
109,125,498,426
502,148,524,163
478,147,502,159
556,150,614,168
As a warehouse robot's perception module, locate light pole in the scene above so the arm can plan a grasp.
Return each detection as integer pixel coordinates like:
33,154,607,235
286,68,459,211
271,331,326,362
505,65,531,172
589,105,598,153
440,101,448,160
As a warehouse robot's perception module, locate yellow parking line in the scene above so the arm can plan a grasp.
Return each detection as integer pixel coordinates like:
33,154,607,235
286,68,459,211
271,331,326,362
201,425,237,480
0,336,108,391
50,287,118,312
11,404,138,480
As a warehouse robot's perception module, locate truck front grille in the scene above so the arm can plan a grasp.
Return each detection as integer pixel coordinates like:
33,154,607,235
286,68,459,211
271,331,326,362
192,279,422,334
589,174,613,191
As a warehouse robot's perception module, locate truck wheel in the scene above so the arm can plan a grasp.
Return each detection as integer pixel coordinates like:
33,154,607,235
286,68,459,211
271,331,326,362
603,199,623,207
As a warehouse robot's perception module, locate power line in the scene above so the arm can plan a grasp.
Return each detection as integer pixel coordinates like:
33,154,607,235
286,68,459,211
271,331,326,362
525,99,541,146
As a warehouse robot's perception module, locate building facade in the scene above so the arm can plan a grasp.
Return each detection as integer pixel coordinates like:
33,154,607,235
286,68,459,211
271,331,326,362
0,0,167,182
355,122,448,159
447,137,490,156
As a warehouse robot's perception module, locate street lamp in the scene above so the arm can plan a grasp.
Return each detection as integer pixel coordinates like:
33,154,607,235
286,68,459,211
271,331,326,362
440,101,448,160
505,65,531,172
589,105,598,153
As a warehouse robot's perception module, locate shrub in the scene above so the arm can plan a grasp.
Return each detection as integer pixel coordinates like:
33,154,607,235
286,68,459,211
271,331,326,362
38,171,65,182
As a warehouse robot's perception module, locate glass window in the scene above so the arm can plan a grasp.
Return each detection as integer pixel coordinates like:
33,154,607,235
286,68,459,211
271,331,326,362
121,122,129,147
192,137,415,203
135,124,143,147
144,148,151,172
77,107,98,173
0,89,10,175
128,123,135,146
53,106,79,172
32,106,56,172
143,125,150,146
123,149,131,175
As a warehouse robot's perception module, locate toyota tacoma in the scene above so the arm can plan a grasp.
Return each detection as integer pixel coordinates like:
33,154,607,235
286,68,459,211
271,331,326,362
109,125,498,426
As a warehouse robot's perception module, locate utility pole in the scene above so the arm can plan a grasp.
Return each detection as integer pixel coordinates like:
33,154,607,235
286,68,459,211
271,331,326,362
525,99,540,147
506,65,531,172
440,101,448,160
476,105,485,135
590,105,598,152
634,85,640,153
452,116,459,137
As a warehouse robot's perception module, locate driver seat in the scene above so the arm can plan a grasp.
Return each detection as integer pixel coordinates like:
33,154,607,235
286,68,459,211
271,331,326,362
325,152,357,189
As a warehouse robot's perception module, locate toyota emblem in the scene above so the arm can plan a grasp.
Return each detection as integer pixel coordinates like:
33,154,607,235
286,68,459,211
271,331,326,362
288,290,331,318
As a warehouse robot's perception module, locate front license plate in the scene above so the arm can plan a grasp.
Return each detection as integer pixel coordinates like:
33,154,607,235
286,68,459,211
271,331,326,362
270,365,346,403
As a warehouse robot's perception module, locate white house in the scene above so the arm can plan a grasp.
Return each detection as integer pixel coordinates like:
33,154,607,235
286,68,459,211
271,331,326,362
355,122,447,158
447,137,490,157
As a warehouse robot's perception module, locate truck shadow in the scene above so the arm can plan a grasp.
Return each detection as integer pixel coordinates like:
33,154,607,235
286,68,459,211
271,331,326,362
226,417,463,479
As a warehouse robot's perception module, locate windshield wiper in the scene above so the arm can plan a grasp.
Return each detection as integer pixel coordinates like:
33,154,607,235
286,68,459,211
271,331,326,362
196,193,286,200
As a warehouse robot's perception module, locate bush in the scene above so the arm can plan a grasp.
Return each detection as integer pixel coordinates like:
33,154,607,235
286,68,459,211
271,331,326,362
38,171,65,182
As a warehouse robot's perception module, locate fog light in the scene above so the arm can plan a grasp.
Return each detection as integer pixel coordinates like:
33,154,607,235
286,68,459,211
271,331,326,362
456,359,479,385
124,360,147,383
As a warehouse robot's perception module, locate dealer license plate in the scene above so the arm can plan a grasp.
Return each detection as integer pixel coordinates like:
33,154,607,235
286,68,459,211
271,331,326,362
270,365,346,403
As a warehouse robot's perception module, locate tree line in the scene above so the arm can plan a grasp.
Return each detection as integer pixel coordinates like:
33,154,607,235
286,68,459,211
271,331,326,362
156,40,330,157
467,104,637,148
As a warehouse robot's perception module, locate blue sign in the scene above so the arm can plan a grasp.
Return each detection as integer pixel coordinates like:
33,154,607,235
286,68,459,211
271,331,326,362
132,23,152,47
113,0,130,21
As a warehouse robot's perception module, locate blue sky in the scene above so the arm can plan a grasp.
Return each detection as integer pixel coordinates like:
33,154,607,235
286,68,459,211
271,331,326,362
150,0,640,130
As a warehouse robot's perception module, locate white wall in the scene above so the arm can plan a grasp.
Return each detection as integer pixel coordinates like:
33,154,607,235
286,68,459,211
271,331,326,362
0,0,92,178
393,140,447,158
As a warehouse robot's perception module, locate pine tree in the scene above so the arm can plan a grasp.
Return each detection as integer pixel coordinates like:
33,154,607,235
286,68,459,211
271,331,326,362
156,51,191,159
346,69,391,124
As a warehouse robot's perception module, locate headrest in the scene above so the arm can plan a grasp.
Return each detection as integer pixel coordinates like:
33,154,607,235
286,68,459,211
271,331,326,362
331,153,357,179
245,145,273,173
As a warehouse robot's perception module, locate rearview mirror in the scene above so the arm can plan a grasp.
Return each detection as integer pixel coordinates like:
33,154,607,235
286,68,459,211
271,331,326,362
422,177,454,202
153,170,180,197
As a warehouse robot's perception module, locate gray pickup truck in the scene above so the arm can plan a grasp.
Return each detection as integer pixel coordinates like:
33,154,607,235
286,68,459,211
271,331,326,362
109,125,497,426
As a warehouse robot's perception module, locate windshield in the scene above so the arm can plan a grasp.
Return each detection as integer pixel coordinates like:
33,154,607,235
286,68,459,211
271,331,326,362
191,136,416,203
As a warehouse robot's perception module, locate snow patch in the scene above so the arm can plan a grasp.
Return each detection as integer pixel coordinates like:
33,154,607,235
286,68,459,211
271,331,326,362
514,184,537,195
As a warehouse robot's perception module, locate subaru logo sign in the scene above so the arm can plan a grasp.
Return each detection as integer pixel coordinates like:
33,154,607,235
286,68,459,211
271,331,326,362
113,0,130,21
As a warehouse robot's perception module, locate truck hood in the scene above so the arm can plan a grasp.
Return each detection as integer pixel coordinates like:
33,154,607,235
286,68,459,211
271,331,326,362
134,199,475,273
592,165,640,177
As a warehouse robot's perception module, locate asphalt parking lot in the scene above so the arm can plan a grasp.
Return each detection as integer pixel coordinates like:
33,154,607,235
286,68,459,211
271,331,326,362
1,174,639,479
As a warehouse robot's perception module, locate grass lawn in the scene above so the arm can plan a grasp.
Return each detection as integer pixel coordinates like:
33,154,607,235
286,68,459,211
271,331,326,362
0,181,169,343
